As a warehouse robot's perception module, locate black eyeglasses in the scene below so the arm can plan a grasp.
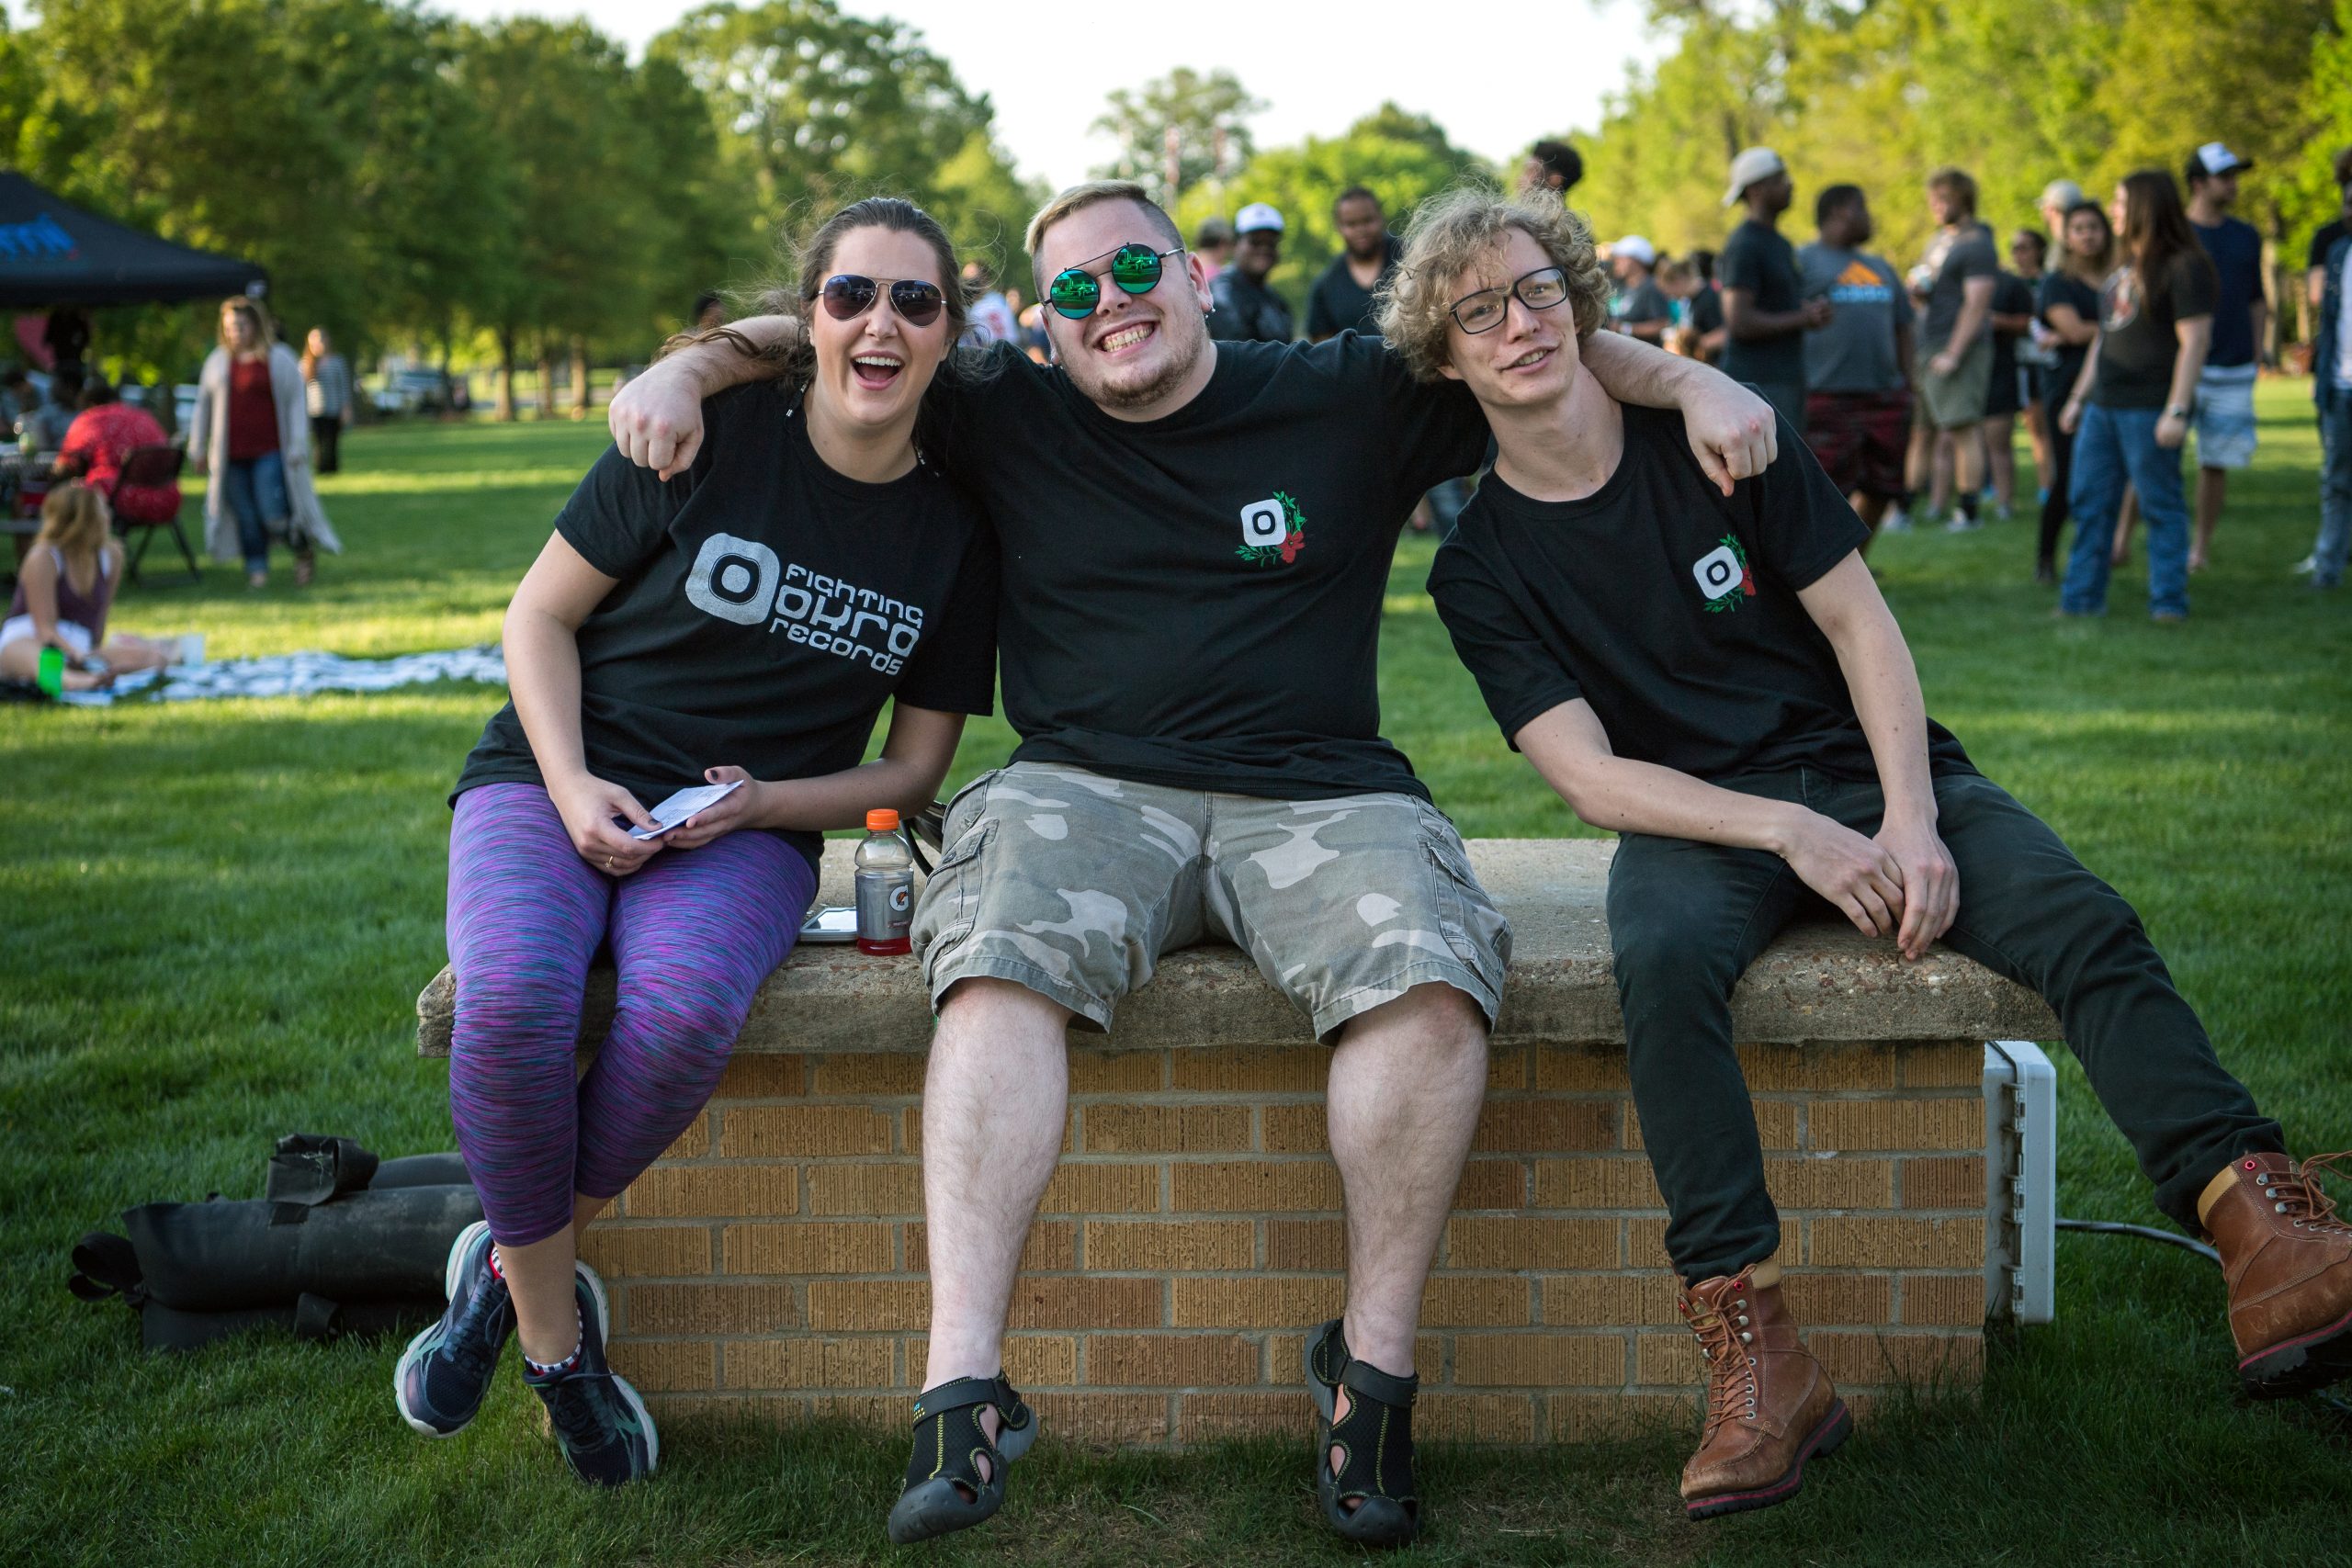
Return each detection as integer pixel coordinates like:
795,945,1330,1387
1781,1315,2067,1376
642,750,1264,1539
1046,243,1185,319
1448,266,1570,334
820,274,946,328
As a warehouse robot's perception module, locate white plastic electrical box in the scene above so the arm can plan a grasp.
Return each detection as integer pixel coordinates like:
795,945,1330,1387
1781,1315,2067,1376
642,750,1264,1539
1983,1041,2056,1324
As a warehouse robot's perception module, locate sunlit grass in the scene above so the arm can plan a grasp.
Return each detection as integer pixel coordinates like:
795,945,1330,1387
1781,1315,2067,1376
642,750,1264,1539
4,388,2347,1564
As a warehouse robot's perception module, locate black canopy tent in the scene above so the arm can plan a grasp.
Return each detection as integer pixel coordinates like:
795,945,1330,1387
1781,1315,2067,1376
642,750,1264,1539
0,171,266,308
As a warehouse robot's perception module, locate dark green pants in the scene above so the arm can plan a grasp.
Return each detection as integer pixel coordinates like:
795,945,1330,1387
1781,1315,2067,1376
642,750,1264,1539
1606,766,2281,1283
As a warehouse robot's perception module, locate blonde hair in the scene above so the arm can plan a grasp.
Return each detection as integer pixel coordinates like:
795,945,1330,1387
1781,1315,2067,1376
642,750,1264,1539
1023,180,1183,291
1376,186,1611,383
220,297,276,353
38,481,111,564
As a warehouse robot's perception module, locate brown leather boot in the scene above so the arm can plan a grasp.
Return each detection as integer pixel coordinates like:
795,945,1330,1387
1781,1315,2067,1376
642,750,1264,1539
1677,1264,1851,1521
2199,1151,2352,1397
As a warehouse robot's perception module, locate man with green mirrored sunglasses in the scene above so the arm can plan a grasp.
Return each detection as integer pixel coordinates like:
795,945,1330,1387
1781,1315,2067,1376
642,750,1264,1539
610,176,1781,1551
1045,243,1188,319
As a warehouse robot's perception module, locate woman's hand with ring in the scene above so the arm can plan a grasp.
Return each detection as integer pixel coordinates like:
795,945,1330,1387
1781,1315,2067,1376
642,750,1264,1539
547,771,663,876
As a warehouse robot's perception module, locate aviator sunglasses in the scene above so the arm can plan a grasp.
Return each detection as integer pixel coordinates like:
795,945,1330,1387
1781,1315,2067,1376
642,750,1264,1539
819,274,946,328
1046,243,1186,319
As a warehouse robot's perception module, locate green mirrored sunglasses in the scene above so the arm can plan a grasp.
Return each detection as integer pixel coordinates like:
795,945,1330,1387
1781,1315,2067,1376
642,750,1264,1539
1046,243,1185,319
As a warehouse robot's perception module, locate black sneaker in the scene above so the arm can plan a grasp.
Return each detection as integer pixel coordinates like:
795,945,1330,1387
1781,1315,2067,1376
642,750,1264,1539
524,1266,658,1487
395,1220,514,1437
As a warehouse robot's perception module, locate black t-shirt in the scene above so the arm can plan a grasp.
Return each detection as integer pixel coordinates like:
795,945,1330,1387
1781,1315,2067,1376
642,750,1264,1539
1718,219,1806,387
1613,278,1673,330
930,335,1489,799
1207,269,1295,343
1306,238,1399,340
1988,271,2035,388
2093,250,2219,409
1688,284,1725,343
2191,217,2265,368
2310,220,2348,272
2038,270,2101,405
454,383,1000,865
1428,404,1971,785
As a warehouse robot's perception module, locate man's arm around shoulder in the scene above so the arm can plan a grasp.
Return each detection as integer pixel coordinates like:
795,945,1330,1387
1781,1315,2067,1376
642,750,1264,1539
609,316,797,478
1578,332,1777,494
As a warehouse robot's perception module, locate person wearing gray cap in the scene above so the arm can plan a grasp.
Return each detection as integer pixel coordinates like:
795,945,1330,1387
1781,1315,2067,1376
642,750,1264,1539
1207,202,1295,343
1718,147,1828,434
2040,180,2086,244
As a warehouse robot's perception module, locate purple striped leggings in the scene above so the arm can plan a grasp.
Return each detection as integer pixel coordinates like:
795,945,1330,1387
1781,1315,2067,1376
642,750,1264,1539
446,783,817,1247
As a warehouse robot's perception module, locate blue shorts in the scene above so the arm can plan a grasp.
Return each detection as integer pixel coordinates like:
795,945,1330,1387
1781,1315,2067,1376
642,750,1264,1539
2192,365,2258,470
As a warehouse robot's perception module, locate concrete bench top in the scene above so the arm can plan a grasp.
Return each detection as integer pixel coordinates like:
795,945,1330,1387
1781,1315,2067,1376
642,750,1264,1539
417,838,2057,1056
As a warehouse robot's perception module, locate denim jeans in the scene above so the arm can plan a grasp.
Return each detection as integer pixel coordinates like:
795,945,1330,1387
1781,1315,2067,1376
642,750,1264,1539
1606,766,2278,1281
2063,402,2189,618
220,452,289,573
2314,395,2352,589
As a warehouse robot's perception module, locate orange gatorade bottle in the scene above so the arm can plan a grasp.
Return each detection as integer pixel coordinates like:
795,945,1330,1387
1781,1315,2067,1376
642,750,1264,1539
854,808,914,955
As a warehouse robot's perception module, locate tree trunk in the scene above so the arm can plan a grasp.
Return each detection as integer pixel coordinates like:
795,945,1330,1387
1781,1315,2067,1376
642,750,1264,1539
536,344,558,421
496,329,517,423
571,337,591,420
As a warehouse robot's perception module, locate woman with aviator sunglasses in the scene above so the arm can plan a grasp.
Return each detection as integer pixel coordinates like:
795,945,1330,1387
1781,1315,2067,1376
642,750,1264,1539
401,197,1001,1487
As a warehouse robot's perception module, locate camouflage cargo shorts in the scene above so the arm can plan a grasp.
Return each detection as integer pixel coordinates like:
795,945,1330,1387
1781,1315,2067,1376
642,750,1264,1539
911,762,1512,1042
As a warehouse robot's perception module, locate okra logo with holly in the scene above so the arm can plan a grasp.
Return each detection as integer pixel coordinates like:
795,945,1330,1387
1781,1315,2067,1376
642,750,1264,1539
1690,535,1755,613
1235,491,1308,568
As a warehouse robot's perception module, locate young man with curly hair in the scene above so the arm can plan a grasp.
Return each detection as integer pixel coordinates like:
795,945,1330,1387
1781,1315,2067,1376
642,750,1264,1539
1384,186,2350,1522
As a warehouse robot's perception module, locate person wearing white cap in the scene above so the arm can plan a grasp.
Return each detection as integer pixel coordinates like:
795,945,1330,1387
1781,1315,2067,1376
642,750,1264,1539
2173,142,2267,571
1718,147,1829,434
1608,234,1672,344
1207,201,1295,343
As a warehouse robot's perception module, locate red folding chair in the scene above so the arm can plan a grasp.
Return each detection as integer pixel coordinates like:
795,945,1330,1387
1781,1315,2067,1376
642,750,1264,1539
111,445,199,585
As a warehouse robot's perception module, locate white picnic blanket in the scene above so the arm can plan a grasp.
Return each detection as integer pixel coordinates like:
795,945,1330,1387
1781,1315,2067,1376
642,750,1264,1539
52,645,507,705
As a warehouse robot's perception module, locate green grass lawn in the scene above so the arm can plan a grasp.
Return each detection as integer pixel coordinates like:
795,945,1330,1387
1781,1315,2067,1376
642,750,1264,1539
4,389,2348,1565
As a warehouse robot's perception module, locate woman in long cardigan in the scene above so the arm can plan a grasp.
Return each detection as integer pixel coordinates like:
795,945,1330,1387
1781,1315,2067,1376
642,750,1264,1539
189,299,342,587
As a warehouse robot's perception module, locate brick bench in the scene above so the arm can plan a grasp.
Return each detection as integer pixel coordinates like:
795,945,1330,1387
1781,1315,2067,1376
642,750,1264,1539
416,838,2058,1445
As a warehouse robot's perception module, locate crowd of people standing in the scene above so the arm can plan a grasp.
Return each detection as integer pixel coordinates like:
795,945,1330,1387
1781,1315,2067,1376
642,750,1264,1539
1676,138,2339,616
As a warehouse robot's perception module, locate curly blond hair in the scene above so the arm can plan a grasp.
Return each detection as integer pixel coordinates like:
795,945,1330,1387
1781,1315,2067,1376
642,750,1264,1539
1376,186,1610,383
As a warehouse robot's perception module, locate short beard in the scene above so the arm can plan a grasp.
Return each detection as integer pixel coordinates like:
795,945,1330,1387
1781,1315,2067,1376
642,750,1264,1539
1066,314,1210,414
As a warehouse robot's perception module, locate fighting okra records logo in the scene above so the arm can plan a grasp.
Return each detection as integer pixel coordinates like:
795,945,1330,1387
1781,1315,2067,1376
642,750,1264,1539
1691,536,1756,613
684,532,925,672
1236,492,1308,568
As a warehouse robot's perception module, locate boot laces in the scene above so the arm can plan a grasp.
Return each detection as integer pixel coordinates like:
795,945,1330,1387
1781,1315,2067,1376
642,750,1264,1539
2266,1152,2352,1232
1687,1295,1758,1435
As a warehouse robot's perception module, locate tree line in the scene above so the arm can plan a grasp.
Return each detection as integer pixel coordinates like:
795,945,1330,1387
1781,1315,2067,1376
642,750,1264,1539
1572,0,2352,337
0,0,1044,407
10,0,2343,405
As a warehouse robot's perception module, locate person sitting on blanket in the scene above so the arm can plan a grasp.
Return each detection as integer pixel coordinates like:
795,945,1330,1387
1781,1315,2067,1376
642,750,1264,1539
2,484,195,692
1381,186,2352,1523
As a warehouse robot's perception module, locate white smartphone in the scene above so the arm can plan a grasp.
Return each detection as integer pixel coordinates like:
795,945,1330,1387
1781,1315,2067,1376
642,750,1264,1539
799,905,858,943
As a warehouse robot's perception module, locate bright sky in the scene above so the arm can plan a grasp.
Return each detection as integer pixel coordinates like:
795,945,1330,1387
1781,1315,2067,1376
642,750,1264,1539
434,0,1663,190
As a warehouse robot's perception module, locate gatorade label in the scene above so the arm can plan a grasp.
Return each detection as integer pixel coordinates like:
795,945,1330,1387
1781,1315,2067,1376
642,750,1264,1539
856,869,914,944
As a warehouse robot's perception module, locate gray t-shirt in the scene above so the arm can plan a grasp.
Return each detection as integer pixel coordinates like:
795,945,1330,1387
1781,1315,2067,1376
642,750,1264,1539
1797,243,1911,394
1918,222,1998,346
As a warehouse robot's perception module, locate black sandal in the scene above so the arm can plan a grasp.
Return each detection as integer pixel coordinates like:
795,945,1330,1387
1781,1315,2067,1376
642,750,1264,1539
884,1372,1038,1545
1304,1318,1419,1547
